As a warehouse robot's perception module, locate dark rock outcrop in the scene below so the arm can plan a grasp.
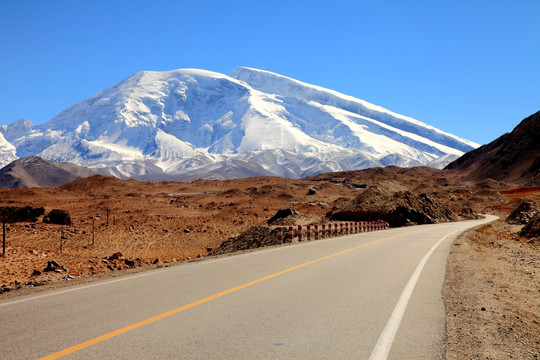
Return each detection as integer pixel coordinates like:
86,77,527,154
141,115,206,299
327,181,458,227
267,208,301,225
0,206,45,222
43,209,71,225
507,200,539,225
459,207,480,220
520,214,540,239
43,260,67,273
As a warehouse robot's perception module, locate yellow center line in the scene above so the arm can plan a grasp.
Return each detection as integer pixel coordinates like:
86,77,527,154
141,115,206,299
40,234,399,359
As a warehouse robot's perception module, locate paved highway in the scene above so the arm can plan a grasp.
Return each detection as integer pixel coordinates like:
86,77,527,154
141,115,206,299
0,216,496,359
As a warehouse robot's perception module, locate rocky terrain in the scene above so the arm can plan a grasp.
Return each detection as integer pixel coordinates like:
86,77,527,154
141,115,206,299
0,173,351,291
0,165,535,292
327,180,462,226
0,167,537,358
0,167,472,291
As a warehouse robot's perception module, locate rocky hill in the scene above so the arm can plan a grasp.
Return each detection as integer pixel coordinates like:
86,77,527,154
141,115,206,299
327,181,459,227
445,111,540,185
0,156,98,188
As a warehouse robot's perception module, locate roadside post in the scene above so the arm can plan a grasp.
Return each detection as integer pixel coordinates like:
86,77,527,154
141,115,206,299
90,216,100,245
288,226,293,242
2,213,5,256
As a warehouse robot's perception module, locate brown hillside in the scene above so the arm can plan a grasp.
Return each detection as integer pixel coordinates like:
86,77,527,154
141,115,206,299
445,111,540,185
0,156,98,189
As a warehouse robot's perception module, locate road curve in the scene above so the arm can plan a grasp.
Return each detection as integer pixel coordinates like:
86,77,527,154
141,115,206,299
0,215,496,359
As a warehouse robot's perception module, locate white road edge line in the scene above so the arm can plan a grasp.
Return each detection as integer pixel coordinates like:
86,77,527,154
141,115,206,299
368,227,464,360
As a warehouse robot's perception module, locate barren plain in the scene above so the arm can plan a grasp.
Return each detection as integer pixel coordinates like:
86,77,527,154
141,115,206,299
0,167,538,358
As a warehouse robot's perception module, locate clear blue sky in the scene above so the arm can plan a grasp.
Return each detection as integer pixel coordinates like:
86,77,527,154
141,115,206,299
1,0,538,145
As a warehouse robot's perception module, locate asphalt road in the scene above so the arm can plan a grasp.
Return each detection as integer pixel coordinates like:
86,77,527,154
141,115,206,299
0,215,496,359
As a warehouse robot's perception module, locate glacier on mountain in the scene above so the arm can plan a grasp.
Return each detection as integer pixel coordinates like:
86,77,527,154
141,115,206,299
0,67,479,180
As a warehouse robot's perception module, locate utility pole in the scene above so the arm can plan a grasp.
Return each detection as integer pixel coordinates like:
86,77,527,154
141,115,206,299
60,227,67,252
91,216,100,246
2,214,5,256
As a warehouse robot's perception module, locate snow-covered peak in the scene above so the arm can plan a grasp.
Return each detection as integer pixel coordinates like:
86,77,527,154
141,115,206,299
2,66,480,180
0,131,17,167
1,118,35,141
232,67,479,152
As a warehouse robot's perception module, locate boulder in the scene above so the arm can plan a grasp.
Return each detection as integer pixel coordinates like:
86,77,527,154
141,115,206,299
267,208,301,225
31,269,42,277
43,209,71,225
459,207,479,220
507,200,538,225
106,252,123,260
521,213,540,239
43,260,67,272
124,259,136,267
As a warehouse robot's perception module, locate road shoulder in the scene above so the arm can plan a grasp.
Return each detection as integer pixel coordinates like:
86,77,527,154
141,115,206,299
443,219,540,359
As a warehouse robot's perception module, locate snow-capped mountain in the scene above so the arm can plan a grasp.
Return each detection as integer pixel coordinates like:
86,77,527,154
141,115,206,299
0,67,479,180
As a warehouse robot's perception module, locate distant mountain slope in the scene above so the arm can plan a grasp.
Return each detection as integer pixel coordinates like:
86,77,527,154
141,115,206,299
445,111,540,185
0,67,479,180
0,156,98,188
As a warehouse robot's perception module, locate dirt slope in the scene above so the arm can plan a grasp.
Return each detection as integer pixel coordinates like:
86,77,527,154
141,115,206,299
446,111,540,185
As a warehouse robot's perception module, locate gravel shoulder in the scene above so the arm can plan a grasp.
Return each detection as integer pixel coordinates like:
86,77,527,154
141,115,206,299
444,219,540,359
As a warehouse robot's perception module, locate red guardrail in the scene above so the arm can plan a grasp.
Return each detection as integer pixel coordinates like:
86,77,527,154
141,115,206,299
276,220,389,243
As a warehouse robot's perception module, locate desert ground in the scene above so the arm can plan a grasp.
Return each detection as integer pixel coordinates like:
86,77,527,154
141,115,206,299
0,167,538,358
444,186,540,359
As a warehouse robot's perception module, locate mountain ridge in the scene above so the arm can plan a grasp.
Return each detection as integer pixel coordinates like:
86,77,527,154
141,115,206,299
0,67,478,180
445,111,540,185
0,156,98,188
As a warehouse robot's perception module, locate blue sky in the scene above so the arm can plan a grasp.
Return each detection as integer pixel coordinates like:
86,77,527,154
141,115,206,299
0,0,538,145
